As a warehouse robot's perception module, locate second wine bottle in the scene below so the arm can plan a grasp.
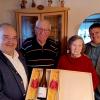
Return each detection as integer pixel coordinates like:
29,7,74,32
37,68,47,100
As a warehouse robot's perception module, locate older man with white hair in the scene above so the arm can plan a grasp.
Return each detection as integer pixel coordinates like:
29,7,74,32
21,19,60,77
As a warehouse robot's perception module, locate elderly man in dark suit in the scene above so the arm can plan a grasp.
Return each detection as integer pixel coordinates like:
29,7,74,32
0,23,28,100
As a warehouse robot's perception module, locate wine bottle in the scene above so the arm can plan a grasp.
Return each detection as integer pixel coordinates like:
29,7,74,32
37,68,47,100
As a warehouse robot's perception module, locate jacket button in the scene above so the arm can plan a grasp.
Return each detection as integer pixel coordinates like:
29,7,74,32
23,93,26,96
21,81,23,84
16,71,18,74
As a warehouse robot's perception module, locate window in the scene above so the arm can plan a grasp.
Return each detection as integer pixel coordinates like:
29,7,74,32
78,13,100,44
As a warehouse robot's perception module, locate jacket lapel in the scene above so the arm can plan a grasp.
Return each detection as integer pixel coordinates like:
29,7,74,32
0,51,26,94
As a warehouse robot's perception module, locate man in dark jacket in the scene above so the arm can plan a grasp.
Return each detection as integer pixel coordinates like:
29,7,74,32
0,23,28,100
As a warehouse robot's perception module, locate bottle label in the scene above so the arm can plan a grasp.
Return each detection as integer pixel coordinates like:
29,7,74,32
37,87,47,98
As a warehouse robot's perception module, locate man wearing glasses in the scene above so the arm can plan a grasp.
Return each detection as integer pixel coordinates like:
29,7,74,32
21,19,60,76
0,23,28,100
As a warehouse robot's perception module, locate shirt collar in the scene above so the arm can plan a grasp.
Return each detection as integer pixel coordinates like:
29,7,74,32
90,42,100,47
3,50,19,59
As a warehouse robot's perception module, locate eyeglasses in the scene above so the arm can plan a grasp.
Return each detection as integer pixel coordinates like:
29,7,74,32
36,27,51,33
3,35,17,41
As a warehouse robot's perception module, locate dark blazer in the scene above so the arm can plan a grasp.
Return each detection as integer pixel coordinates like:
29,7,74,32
0,51,28,100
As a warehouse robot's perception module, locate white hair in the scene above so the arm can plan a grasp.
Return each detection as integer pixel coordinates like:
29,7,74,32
35,19,51,30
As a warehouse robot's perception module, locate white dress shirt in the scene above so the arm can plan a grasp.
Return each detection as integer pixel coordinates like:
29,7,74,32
4,50,28,91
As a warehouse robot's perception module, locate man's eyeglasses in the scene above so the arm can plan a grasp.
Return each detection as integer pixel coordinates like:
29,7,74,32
3,35,17,41
36,27,51,33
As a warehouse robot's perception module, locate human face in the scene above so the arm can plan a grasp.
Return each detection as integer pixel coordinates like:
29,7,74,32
0,26,17,56
89,27,100,44
35,21,51,46
70,39,83,57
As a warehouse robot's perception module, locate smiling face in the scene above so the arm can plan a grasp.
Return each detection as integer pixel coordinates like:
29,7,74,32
68,35,84,58
35,20,51,46
70,39,83,57
0,25,17,56
89,27,100,44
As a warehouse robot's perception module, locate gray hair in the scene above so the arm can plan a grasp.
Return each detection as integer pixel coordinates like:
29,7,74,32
35,19,51,30
0,23,15,29
68,35,85,54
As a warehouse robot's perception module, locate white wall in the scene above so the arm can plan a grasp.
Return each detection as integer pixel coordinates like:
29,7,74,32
0,0,18,27
0,0,100,38
65,0,100,38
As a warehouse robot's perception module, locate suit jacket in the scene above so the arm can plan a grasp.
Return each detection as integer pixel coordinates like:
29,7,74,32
0,51,28,100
